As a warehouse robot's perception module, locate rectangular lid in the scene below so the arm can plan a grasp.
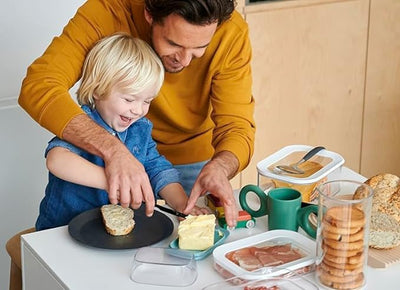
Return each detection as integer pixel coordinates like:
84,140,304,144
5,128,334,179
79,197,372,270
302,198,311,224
257,145,344,185
212,230,316,281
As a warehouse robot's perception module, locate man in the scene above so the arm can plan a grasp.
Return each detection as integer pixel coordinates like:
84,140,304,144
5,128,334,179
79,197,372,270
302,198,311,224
19,0,255,227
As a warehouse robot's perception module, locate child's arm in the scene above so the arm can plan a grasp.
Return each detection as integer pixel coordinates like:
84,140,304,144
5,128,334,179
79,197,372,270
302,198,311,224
46,147,108,190
159,183,210,216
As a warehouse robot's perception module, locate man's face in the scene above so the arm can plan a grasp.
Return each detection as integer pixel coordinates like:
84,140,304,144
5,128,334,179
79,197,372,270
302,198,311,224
145,12,218,73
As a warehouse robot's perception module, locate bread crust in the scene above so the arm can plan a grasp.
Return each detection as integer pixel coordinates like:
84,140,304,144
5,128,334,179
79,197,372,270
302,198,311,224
353,173,400,249
101,204,135,236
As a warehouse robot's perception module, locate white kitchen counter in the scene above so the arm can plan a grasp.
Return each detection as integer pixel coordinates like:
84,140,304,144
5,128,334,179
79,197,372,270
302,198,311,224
21,167,399,289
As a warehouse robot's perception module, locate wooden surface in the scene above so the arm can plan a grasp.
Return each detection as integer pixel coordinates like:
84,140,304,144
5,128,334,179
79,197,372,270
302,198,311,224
361,0,400,177
368,246,400,268
239,0,369,186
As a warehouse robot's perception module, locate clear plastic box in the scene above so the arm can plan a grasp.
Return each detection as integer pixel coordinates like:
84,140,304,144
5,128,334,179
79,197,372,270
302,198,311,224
130,247,197,287
202,271,318,290
212,230,316,283
257,145,345,202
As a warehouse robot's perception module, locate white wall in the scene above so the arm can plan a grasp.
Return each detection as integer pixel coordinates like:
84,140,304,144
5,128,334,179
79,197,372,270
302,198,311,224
0,1,85,289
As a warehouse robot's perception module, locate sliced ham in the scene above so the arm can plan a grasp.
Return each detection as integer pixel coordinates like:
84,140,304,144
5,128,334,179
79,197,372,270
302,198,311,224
226,244,305,272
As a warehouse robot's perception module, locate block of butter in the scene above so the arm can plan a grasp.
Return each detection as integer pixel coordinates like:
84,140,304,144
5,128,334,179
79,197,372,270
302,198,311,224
178,214,216,250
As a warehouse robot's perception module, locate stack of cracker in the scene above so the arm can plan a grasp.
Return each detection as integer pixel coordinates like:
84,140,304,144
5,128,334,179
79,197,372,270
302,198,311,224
318,206,366,289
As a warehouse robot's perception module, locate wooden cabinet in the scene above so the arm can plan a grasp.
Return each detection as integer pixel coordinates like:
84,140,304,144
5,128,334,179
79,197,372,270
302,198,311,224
361,0,400,177
237,0,370,186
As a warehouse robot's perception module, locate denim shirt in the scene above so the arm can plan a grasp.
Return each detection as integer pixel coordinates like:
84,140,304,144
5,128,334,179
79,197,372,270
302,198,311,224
36,105,180,230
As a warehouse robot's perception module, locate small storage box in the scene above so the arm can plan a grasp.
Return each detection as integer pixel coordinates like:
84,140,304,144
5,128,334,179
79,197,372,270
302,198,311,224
212,230,316,282
202,273,318,289
257,145,344,202
130,247,197,287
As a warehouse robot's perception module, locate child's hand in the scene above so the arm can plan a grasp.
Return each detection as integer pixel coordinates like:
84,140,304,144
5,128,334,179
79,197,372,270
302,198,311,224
178,205,212,221
189,205,212,216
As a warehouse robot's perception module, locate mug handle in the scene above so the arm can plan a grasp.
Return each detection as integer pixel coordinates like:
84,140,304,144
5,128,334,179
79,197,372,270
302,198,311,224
239,184,268,218
297,205,318,239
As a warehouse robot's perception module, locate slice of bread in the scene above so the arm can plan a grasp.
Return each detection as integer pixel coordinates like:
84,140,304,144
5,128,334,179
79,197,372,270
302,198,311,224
353,173,400,249
101,204,135,236
354,173,400,217
369,212,400,249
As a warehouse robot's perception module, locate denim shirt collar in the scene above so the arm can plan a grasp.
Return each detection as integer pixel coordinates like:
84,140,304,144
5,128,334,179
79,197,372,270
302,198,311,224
81,105,128,143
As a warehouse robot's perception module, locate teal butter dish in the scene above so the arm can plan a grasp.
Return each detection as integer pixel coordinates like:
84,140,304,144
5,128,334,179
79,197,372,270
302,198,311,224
169,228,230,260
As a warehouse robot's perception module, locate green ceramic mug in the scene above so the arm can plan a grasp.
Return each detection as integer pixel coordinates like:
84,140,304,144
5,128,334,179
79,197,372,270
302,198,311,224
239,184,318,238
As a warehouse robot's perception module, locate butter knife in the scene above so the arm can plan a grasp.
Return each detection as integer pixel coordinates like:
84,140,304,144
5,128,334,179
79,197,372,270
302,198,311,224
155,204,187,218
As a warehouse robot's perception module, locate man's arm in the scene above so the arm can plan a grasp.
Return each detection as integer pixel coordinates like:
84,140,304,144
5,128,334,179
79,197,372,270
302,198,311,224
62,114,155,216
185,151,239,227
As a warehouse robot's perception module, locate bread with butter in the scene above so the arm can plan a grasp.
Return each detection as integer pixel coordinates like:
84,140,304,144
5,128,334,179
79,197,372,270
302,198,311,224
101,204,135,236
178,214,216,250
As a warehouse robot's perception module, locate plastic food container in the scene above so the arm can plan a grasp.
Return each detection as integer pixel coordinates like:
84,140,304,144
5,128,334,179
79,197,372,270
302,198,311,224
169,228,230,260
130,247,197,287
212,230,316,283
257,145,345,202
202,271,318,290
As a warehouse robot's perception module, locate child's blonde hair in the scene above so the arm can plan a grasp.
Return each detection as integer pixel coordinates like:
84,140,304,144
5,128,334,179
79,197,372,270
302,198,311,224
77,33,164,107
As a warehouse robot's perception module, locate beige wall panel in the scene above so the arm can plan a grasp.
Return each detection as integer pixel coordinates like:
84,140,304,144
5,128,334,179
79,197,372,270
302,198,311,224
362,0,400,177
230,174,241,190
240,0,369,186
235,0,246,14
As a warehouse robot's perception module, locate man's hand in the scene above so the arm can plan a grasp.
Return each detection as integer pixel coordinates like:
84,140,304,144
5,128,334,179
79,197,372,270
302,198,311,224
63,114,155,216
184,151,239,227
104,145,155,216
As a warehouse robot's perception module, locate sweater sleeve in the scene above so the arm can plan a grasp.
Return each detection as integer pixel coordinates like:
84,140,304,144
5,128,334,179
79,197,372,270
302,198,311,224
210,13,256,172
18,0,135,137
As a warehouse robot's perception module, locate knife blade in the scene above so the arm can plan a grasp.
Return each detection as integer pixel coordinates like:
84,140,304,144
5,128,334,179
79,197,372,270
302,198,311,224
155,204,187,218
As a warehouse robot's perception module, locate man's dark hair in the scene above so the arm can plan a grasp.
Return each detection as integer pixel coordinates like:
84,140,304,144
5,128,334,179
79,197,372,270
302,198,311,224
145,0,236,26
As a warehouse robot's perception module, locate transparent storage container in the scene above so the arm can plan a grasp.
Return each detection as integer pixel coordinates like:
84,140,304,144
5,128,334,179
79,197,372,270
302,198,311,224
202,271,318,290
212,230,316,283
257,145,345,203
130,247,197,287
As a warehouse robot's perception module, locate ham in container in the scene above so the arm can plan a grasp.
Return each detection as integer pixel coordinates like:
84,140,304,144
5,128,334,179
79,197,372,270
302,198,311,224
212,230,316,285
226,243,305,272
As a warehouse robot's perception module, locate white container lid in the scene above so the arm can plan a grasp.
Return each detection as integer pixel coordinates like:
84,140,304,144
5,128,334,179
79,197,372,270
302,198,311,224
213,230,316,281
257,145,344,185
130,247,197,287
202,272,318,289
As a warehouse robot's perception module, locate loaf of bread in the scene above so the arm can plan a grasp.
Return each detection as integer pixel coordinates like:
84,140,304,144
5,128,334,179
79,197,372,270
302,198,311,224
178,214,215,250
353,173,400,249
101,204,135,236
369,212,400,249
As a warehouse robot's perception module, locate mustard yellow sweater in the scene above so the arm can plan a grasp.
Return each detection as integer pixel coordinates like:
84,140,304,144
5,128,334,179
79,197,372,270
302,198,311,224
19,0,255,171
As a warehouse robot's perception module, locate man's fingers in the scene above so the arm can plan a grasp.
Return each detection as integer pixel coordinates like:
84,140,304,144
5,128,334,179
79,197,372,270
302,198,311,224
142,183,155,217
184,184,203,214
223,201,238,228
107,180,119,205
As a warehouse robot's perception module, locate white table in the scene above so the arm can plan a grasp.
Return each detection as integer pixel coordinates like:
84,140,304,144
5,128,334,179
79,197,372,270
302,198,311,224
21,167,399,289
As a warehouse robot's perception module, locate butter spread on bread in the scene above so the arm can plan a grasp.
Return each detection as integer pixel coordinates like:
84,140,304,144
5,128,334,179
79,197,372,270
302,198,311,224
178,214,215,250
101,204,135,236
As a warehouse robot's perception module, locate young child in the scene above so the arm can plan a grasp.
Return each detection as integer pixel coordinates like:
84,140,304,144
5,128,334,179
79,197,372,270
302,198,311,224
36,33,208,231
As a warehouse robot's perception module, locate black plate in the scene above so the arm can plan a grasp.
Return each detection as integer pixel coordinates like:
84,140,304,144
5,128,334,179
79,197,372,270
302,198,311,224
68,204,173,249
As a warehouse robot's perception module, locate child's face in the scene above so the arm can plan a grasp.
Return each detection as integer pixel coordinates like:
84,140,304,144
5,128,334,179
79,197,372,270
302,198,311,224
94,86,156,132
